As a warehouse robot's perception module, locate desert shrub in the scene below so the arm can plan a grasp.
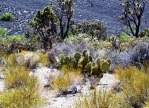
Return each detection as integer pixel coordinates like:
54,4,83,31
25,29,44,50
6,35,25,43
0,13,15,21
4,51,50,69
0,36,27,54
50,66,82,94
50,73,72,93
115,66,149,107
107,38,149,68
16,51,50,69
141,60,149,74
0,59,42,107
52,34,112,61
139,28,149,37
0,27,6,38
75,89,121,108
0,7,2,12
0,88,41,108
145,101,149,108
71,20,107,40
4,65,38,89
118,32,130,40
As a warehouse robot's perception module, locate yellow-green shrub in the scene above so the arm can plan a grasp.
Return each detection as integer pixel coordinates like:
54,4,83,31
50,66,82,93
115,66,149,107
0,89,41,108
5,65,38,89
3,51,50,70
16,51,50,69
75,89,121,108
145,101,149,108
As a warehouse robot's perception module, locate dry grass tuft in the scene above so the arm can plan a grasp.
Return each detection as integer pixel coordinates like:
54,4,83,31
115,66,149,108
50,66,83,94
0,88,41,108
75,89,121,108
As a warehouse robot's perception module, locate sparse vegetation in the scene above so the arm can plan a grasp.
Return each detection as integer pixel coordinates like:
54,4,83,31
0,0,149,108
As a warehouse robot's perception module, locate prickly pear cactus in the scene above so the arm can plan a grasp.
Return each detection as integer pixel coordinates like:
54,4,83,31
56,50,111,79
85,62,92,74
56,55,71,68
92,67,103,78
101,61,110,72
74,52,81,62
91,58,111,78
80,50,93,73
73,52,81,68
82,50,88,57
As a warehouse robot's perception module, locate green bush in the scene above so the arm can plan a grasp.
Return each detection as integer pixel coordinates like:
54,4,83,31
6,35,26,43
0,27,6,38
139,28,149,37
0,7,2,12
118,32,130,40
0,13,15,21
70,20,107,40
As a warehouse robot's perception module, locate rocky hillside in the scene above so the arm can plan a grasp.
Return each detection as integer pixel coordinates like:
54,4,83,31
0,0,149,35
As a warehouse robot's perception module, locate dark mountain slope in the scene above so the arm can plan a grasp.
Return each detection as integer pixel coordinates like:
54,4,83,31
0,0,148,35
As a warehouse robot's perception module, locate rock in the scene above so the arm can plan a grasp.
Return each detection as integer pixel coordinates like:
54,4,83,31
0,60,4,66
68,86,77,94
0,79,5,91
97,73,119,91
30,67,61,88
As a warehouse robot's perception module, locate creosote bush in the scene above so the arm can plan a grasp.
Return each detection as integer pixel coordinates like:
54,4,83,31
139,28,149,37
71,20,107,40
0,13,15,21
0,27,6,37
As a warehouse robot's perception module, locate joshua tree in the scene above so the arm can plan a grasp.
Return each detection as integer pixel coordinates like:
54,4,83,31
50,0,75,39
119,0,146,38
29,0,75,50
